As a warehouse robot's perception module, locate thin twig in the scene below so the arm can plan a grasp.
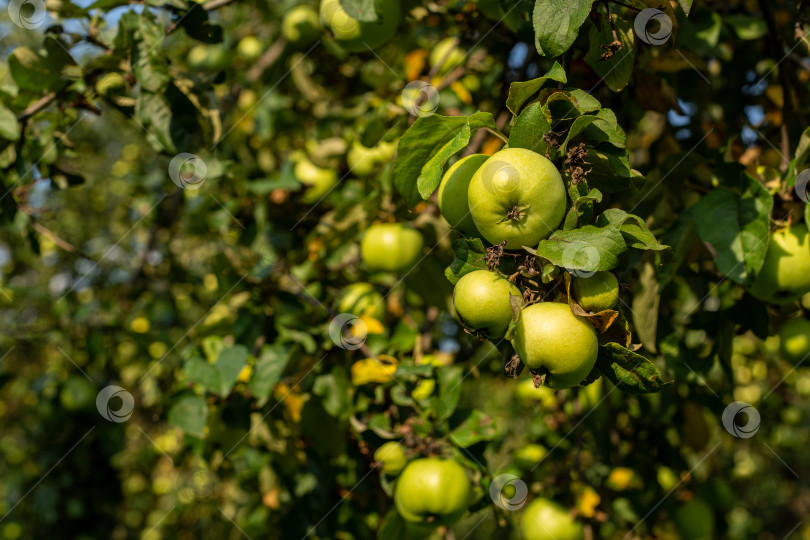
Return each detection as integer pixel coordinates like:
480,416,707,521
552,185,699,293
246,38,287,83
17,92,58,121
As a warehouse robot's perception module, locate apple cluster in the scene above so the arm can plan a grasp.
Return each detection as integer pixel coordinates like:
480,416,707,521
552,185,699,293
441,147,621,390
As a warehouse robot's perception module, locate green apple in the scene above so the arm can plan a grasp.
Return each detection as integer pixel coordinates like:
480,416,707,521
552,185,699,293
361,223,423,272
373,140,397,162
319,0,401,52
520,498,584,540
802,292,810,310
452,269,522,339
282,5,322,46
571,271,619,312
467,148,566,249
338,282,385,320
438,154,488,236
749,225,810,303
779,318,810,363
674,498,714,540
236,35,263,60
294,157,338,203
374,442,408,475
430,37,466,74
394,457,471,525
512,302,598,390
347,140,379,176
187,45,227,71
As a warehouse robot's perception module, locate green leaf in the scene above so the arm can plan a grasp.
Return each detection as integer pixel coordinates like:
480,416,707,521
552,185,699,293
393,363,433,381
168,395,208,438
394,115,468,207
506,61,567,115
435,366,463,421
564,185,602,230
631,261,660,353
692,175,773,285
597,342,669,394
338,0,379,22
508,102,551,154
9,37,75,92
215,345,248,395
0,105,20,141
533,0,595,58
449,409,499,447
584,13,635,92
184,356,221,392
313,367,352,419
248,344,290,406
595,208,668,251
724,15,767,40
416,112,497,199
564,108,626,152
531,225,626,273
444,237,488,285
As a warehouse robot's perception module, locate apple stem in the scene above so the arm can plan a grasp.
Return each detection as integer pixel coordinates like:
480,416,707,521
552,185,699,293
506,204,526,222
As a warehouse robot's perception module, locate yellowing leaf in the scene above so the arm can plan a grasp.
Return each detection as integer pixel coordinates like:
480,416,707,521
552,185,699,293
606,467,640,491
404,50,429,81
351,355,398,385
450,80,472,104
576,485,601,518
360,314,385,335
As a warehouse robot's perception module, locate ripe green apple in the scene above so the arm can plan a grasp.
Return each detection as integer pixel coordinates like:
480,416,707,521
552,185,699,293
779,318,810,363
361,223,423,272
467,148,566,249
374,442,408,475
438,154,488,236
453,270,522,339
338,282,385,320
430,37,466,74
749,225,810,303
512,302,598,390
236,35,263,60
60,376,96,411
571,271,619,312
294,157,338,203
373,140,397,162
802,292,810,310
394,457,471,525
520,498,584,540
319,0,401,52
282,5,322,46
673,497,714,540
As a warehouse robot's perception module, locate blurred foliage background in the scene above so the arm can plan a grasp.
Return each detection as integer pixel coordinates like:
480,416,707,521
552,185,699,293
1,0,810,538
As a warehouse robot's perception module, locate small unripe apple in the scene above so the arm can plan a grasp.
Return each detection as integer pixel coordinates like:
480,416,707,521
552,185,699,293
338,282,385,320
282,5,322,46
374,442,407,475
779,318,810,363
749,225,810,303
571,271,619,312
361,223,423,272
294,157,338,203
453,270,522,339
236,35,263,60
512,302,598,390
438,154,488,236
347,140,379,176
520,498,584,540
